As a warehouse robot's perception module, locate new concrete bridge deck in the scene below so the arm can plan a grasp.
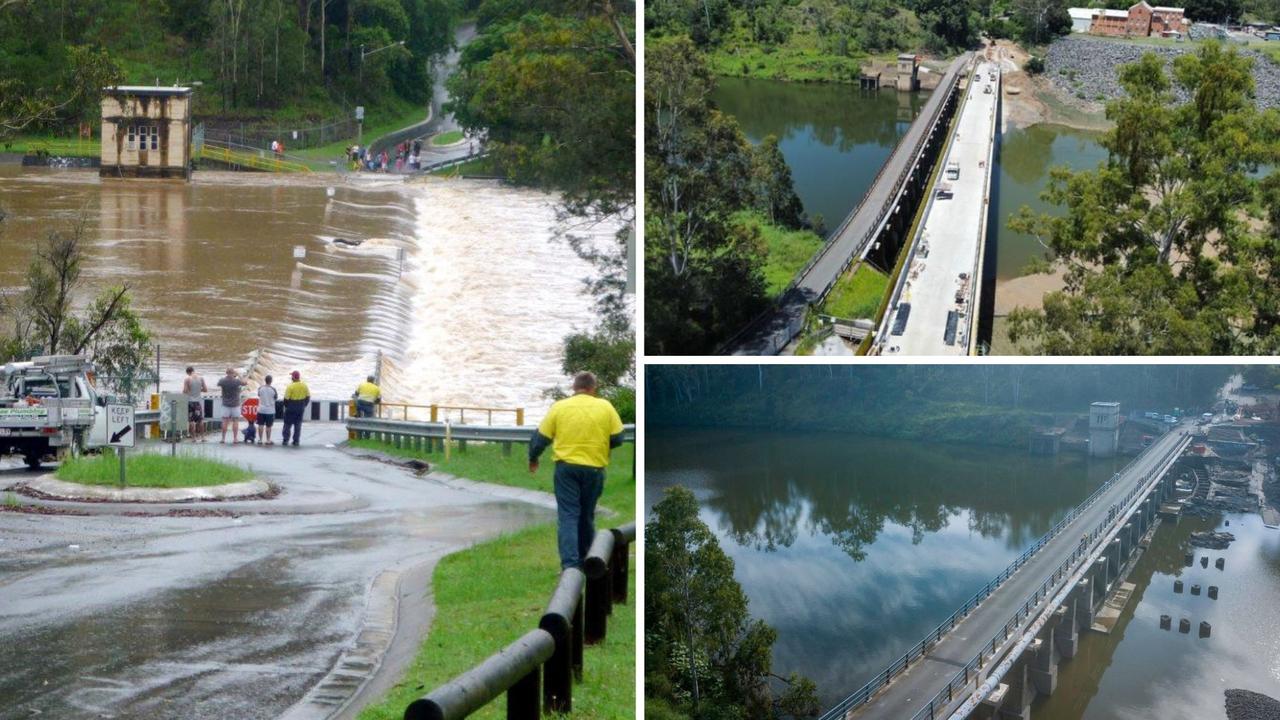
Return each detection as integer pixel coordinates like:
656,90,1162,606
829,427,1192,720
723,54,972,356
877,57,1002,356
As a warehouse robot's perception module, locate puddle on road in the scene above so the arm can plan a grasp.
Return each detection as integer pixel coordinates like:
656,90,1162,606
0,500,553,718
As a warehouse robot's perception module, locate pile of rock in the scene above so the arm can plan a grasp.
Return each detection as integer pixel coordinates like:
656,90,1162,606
1044,36,1280,111
1226,689,1280,720
1189,530,1236,549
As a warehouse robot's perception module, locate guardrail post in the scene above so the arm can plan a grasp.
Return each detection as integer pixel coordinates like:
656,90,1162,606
459,439,468,453
539,569,584,713
508,665,541,720
502,441,512,457
610,532,629,604
572,594,585,682
584,531,616,645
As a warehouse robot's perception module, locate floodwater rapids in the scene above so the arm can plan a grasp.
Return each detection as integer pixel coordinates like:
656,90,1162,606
0,167,617,421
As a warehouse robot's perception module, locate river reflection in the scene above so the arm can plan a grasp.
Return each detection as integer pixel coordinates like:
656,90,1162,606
991,124,1107,280
646,427,1121,707
0,168,607,417
712,79,929,230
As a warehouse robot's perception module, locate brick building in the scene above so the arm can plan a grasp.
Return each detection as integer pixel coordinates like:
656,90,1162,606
1071,2,1189,38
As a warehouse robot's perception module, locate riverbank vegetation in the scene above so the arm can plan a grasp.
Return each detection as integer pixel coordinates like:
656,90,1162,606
1006,42,1280,354
352,440,635,720
0,0,458,144
56,453,251,488
645,38,815,354
647,485,820,720
647,365,1233,447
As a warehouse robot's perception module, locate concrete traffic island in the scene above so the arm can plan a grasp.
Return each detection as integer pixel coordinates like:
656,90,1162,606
15,475,272,503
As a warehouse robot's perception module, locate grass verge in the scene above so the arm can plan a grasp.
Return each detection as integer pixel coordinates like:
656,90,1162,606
431,130,465,146
352,439,636,720
731,211,824,298
429,156,499,177
824,264,889,320
55,452,252,488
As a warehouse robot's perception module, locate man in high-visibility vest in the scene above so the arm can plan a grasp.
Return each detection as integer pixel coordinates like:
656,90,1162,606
281,370,311,447
529,372,625,570
353,375,381,418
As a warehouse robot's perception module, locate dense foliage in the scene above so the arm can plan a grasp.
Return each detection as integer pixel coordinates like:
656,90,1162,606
645,37,809,355
646,486,820,720
647,365,1235,441
447,0,637,408
1008,42,1280,354
0,215,154,401
0,0,457,129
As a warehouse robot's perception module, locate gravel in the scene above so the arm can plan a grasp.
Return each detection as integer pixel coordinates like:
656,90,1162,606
1225,688,1280,720
1044,35,1280,111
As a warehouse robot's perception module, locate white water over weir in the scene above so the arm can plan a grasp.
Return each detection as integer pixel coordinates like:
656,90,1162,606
0,168,614,422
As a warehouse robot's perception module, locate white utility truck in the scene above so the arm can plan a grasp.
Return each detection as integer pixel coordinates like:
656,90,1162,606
0,355,106,468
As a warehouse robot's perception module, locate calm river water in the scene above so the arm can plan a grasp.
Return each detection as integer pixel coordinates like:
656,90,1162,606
646,427,1280,717
990,124,1106,280
646,427,1121,708
712,79,929,230
0,168,610,419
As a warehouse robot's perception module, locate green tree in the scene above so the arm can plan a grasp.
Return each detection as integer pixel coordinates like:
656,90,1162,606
910,0,978,50
646,485,820,719
750,136,805,228
1007,43,1280,354
645,37,769,355
1185,0,1244,21
1013,0,1071,44
0,215,153,398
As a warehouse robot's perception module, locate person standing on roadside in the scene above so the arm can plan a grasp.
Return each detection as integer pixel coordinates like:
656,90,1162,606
183,366,207,443
217,368,248,444
256,375,278,445
528,372,625,570
353,375,381,418
281,370,311,447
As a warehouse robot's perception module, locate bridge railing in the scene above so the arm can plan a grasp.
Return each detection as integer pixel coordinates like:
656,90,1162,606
905,432,1189,720
404,523,636,719
821,430,1188,720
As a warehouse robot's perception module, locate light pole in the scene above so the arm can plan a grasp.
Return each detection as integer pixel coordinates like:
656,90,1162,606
359,40,406,86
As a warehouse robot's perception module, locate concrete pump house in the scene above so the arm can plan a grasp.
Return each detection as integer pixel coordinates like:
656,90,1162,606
99,86,193,180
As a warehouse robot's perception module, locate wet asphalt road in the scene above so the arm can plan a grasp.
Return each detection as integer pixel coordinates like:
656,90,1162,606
0,426,551,719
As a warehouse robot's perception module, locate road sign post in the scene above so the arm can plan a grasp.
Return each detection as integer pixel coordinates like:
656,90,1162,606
107,404,135,487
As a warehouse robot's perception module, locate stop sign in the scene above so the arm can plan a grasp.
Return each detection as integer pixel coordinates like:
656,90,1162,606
241,397,259,422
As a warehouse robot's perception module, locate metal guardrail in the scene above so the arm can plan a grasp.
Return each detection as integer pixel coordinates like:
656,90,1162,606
373,402,524,426
198,139,312,173
345,417,636,455
405,523,636,719
821,431,1190,720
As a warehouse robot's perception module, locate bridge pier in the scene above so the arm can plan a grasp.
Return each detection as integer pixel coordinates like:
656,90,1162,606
1056,586,1084,659
1029,606,1063,695
1088,558,1107,614
996,649,1034,720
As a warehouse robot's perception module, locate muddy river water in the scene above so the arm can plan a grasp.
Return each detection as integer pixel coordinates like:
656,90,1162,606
0,167,612,420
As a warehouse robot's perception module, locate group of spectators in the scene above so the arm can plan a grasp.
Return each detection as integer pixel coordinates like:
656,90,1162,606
182,367,311,446
348,138,424,173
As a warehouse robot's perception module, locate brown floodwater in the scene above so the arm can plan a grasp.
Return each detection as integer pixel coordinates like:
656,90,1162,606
0,167,612,420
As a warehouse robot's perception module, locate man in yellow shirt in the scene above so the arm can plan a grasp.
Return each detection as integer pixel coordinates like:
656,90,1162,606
529,372,625,569
353,375,381,418
281,370,311,447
